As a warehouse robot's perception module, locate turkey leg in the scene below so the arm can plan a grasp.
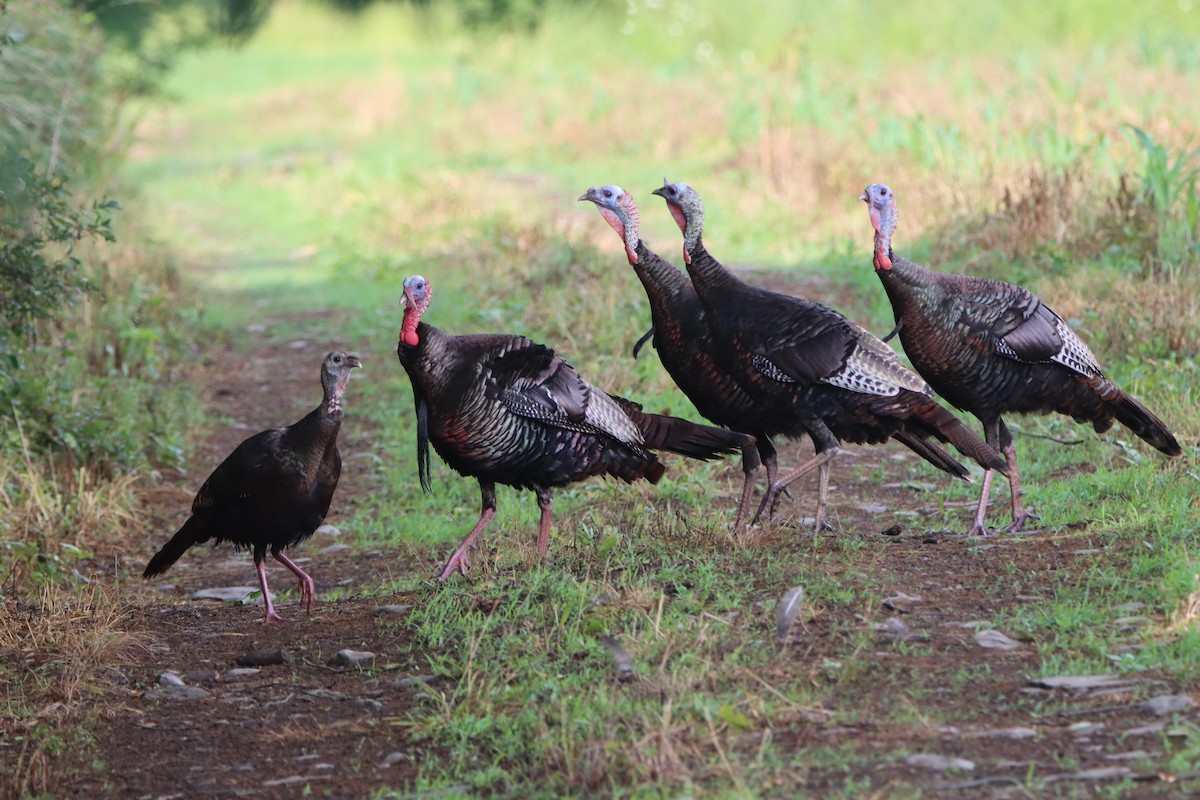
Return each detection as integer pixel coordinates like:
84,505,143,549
438,481,498,582
254,559,282,624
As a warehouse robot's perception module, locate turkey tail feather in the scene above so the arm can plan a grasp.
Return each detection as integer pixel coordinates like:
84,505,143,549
142,516,208,579
629,410,749,462
416,395,433,492
893,396,1006,473
1102,382,1182,457
892,431,970,481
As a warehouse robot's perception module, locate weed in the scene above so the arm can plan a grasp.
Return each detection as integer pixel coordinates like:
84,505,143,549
0,583,142,798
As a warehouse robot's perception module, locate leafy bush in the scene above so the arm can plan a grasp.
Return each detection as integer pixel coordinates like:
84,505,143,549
0,152,117,342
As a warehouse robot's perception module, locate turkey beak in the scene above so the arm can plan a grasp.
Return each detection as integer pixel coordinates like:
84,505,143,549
577,188,596,203
402,286,415,308
651,186,667,199
346,355,362,370
857,190,868,204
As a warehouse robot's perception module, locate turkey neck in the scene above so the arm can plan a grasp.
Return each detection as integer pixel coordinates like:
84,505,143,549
874,251,951,331
397,321,468,401
682,236,742,298
631,241,695,328
284,372,346,468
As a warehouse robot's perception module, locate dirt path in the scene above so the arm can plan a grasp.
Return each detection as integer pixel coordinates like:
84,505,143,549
57,307,1199,799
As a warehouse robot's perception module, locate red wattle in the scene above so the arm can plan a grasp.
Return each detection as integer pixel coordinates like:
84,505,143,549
401,308,420,346
683,248,691,265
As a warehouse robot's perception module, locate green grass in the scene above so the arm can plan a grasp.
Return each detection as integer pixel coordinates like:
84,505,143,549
109,1,1200,795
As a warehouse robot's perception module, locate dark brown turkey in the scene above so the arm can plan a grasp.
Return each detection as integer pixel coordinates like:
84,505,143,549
143,351,361,623
395,274,749,581
861,182,1182,534
581,183,807,527
653,181,1005,530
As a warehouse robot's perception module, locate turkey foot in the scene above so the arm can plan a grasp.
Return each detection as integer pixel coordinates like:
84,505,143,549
436,544,475,582
274,550,315,614
1004,509,1039,534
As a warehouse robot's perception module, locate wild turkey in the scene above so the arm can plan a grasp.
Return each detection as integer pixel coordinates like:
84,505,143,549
860,182,1182,534
581,184,807,527
143,351,362,623
396,274,749,581
653,181,1006,530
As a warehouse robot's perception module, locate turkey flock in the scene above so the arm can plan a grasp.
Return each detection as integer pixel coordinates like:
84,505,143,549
144,181,1181,622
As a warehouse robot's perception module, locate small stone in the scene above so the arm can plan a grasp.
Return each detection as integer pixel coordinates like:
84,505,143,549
1113,616,1151,632
315,524,341,537
319,543,351,554
373,605,413,616
905,753,975,772
148,644,171,655
1114,602,1146,613
393,674,437,688
876,617,928,643
226,668,260,679
1141,695,1194,716
192,587,261,604
235,649,287,667
1104,750,1152,761
1045,766,1131,783
1028,675,1134,692
974,629,1021,650
882,591,922,612
313,763,335,771
354,697,384,711
304,688,345,700
327,649,375,669
1070,721,1105,736
152,583,176,592
158,672,186,687
963,727,1037,740
181,670,219,685
262,776,324,788
381,752,407,767
1125,721,1167,737
859,503,888,514
145,685,211,701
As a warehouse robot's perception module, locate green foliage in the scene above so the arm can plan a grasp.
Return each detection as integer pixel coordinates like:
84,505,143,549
1124,126,1200,279
0,152,117,341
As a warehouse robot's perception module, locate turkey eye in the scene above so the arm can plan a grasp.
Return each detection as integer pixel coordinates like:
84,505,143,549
603,190,612,198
